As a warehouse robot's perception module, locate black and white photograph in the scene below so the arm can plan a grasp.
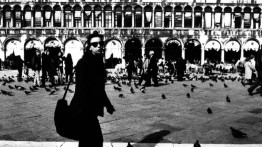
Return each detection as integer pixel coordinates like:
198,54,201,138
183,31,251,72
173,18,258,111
0,0,262,147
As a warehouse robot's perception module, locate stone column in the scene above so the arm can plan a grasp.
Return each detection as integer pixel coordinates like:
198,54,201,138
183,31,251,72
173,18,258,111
201,46,205,65
192,10,194,29
132,7,134,27
171,9,174,28
61,7,64,27
101,7,104,27
221,49,225,63
122,6,124,28
81,10,84,27
152,10,155,28
182,48,185,59
142,6,144,27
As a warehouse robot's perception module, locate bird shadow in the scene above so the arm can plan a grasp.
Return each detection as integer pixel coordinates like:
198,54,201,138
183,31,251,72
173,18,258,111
138,130,171,143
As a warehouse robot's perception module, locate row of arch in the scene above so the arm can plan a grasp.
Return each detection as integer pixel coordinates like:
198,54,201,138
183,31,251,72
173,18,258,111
0,3,261,28
0,37,260,68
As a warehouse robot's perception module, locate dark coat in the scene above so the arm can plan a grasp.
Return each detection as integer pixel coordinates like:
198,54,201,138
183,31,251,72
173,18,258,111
65,56,73,74
148,56,158,73
32,54,41,71
70,51,112,117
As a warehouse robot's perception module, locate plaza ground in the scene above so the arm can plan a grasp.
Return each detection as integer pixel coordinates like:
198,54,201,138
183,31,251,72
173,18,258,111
0,70,262,147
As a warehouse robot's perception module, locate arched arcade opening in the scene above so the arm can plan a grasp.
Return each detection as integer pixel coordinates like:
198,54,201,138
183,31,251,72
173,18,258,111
205,40,221,64
24,39,43,68
125,38,142,61
105,39,122,68
243,39,259,58
64,39,84,67
164,38,182,61
145,38,162,59
184,39,201,63
224,40,241,64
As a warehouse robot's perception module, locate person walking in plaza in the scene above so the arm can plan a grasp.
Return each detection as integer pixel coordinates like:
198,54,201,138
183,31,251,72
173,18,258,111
126,58,136,85
41,50,48,87
176,57,186,81
64,53,73,83
248,51,262,96
69,31,115,147
32,50,42,86
244,55,256,85
146,50,158,87
138,54,149,86
46,50,55,87
14,55,24,81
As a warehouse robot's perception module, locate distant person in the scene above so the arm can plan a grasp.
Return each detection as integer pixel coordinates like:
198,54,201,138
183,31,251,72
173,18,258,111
41,50,48,87
64,53,73,83
248,51,262,96
69,31,115,147
0,58,2,70
176,57,186,81
126,58,136,85
146,50,158,87
14,55,24,81
244,55,256,85
32,50,42,86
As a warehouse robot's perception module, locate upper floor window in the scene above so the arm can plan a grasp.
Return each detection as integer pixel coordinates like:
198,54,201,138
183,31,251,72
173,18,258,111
194,6,202,28
134,6,142,27
164,6,172,28
184,6,192,28
124,6,132,27
114,5,122,27
224,7,232,28
84,5,92,27
34,5,42,27
253,7,260,29
174,5,182,27
214,6,222,28
74,5,82,27
205,6,212,29
43,5,52,27
94,5,102,27
24,5,32,27
64,5,72,27
144,5,152,27
244,7,251,28
234,7,242,28
13,5,21,28
155,6,162,27
54,5,62,27
104,5,112,27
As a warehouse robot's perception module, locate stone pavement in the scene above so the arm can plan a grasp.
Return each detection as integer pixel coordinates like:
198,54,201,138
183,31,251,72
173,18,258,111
0,70,262,147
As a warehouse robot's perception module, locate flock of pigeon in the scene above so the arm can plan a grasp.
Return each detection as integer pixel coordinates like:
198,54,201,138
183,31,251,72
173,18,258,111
108,72,249,147
0,74,74,97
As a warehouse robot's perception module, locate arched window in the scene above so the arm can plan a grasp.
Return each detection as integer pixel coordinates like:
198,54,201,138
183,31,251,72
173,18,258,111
43,5,52,27
84,5,92,27
244,7,251,28
253,7,260,29
164,6,172,28
104,5,112,27
64,5,72,27
13,5,21,28
144,5,152,27
224,7,232,28
114,6,122,27
124,5,132,27
94,5,102,27
184,6,192,28
234,7,242,28
174,5,182,27
155,6,162,27
205,6,212,29
134,6,142,27
194,6,202,28
214,6,222,28
24,5,32,27
34,5,42,27
54,5,62,27
3,6,11,28
74,5,82,27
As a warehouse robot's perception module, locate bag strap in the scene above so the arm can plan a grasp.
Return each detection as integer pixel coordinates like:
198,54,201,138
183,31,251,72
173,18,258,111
62,70,75,100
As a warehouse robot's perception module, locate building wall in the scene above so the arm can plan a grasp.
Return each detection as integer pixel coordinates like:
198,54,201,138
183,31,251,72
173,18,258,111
0,0,261,67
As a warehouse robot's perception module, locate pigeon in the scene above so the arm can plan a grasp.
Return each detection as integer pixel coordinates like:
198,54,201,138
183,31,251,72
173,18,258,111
209,83,214,87
230,127,247,138
63,86,67,90
45,87,52,92
162,93,166,99
191,88,194,92
224,83,228,88
186,93,190,98
241,81,246,87
24,91,31,95
113,86,122,91
49,90,56,95
171,80,174,83
117,82,121,87
32,85,38,90
194,140,201,147
1,90,9,95
207,107,212,114
183,84,188,87
54,87,60,91
8,85,14,89
130,87,135,93
29,86,35,91
2,82,6,86
226,95,231,103
127,142,133,147
191,84,197,88
141,89,145,93
15,85,26,90
119,94,125,98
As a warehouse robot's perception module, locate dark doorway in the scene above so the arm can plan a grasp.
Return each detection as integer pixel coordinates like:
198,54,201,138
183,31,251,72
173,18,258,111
185,39,201,63
125,38,142,61
244,50,257,58
165,39,182,61
145,38,162,59
205,49,221,63
225,50,240,64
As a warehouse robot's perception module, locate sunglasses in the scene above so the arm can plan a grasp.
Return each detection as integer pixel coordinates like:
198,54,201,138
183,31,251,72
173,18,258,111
90,41,104,47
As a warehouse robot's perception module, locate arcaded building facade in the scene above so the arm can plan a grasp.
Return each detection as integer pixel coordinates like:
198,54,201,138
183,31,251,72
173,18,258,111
0,0,261,68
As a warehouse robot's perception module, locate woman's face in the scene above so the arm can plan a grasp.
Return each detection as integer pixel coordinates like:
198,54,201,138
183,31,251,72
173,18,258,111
89,37,103,56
